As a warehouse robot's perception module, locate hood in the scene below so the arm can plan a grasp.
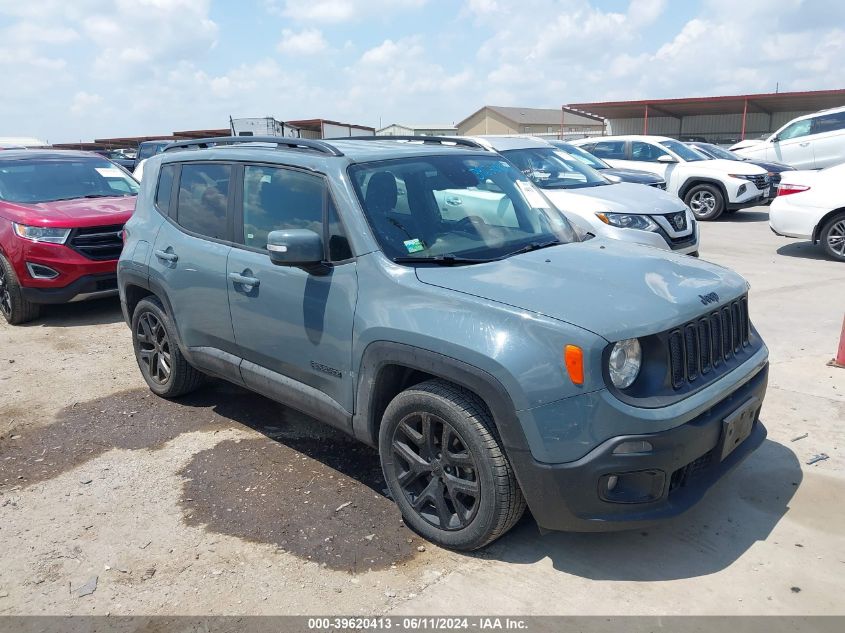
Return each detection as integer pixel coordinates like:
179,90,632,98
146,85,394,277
696,158,767,175
540,182,686,216
730,139,765,151
600,168,664,185
0,196,135,228
746,160,794,173
415,239,748,341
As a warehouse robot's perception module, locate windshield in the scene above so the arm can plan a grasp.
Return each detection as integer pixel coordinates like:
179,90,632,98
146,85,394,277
695,143,740,161
549,141,610,170
659,140,709,162
500,147,609,190
0,157,139,203
349,154,578,263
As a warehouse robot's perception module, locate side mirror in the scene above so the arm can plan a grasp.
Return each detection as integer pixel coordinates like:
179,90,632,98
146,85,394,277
769,135,779,143
267,229,324,267
657,155,677,163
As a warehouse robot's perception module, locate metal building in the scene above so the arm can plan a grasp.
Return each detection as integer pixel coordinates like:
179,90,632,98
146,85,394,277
567,89,845,144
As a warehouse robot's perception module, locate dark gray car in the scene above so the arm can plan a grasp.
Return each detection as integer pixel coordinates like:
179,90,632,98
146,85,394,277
118,136,769,550
550,140,668,189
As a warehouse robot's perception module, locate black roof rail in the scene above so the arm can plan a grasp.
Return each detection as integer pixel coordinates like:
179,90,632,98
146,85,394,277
162,136,344,157
332,135,486,150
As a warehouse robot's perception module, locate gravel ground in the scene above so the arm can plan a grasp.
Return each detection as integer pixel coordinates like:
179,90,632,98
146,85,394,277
0,207,842,615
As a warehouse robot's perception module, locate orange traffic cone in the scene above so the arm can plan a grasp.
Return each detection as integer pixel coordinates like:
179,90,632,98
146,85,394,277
832,315,845,369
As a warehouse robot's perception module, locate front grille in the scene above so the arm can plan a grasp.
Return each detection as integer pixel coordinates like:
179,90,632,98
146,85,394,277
69,224,124,261
665,211,687,232
668,296,750,389
747,174,769,190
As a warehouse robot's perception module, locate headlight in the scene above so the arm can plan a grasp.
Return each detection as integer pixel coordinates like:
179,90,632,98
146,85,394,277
596,212,658,232
13,223,71,244
608,338,641,389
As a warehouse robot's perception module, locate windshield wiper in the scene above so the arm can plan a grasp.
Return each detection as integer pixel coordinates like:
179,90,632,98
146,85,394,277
392,254,492,266
502,239,561,258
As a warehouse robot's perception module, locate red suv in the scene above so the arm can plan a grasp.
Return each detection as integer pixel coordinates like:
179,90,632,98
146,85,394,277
0,150,138,324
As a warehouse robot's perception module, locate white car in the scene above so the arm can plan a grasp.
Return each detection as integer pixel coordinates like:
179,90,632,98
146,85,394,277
132,158,147,181
465,136,699,255
769,163,845,262
573,135,771,221
734,106,845,170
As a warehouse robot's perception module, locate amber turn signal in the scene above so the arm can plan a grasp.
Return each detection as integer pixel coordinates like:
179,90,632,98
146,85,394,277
564,345,584,385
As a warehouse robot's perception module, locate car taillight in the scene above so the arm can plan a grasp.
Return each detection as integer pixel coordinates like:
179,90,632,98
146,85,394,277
777,184,810,197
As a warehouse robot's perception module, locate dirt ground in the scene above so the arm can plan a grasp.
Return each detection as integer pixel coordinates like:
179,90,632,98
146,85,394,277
1,208,843,615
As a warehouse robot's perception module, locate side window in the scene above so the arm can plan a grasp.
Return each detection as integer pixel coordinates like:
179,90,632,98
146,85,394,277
176,164,231,240
155,164,176,215
590,141,626,159
812,111,845,135
778,119,812,141
241,165,352,262
631,141,670,162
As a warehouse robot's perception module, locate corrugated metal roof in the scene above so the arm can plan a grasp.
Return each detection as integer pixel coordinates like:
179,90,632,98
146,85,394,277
568,89,845,119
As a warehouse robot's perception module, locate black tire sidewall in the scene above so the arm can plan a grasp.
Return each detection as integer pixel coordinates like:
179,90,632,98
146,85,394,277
686,184,725,221
820,213,845,262
0,254,39,325
379,388,501,550
131,297,178,396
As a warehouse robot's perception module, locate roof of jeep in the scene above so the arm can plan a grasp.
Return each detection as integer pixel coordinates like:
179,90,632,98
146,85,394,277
160,138,486,166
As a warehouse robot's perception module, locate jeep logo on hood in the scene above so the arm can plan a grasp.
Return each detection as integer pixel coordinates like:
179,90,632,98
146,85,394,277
699,292,720,306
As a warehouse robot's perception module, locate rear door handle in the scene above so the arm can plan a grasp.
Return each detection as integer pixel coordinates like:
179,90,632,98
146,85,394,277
799,142,810,147
154,249,178,262
228,272,260,287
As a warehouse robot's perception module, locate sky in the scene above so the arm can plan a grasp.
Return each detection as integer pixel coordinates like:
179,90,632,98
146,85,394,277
0,0,843,143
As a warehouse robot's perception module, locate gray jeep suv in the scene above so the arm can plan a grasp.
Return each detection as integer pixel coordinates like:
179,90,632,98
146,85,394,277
118,136,769,551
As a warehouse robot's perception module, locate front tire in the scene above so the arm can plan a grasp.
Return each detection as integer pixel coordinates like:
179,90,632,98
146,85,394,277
131,297,204,397
819,212,845,262
685,184,725,221
0,255,40,325
379,379,525,551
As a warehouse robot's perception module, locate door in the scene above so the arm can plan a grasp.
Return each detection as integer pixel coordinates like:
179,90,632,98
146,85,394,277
809,110,845,169
150,162,237,353
770,118,815,168
583,140,629,170
227,163,358,414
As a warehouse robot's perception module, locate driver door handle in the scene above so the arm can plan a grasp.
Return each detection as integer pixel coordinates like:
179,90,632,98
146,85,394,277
154,249,178,262
229,272,260,287
799,142,810,147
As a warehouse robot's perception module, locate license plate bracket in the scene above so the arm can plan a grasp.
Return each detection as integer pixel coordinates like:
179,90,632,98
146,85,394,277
720,396,760,461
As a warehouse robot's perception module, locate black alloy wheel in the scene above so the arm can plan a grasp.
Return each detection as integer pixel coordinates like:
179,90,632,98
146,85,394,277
0,263,11,321
135,311,172,385
390,412,480,530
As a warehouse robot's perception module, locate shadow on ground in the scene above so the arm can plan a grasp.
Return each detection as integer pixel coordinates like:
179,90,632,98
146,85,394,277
0,379,425,573
21,297,124,328
721,210,769,223
776,241,831,261
482,434,801,581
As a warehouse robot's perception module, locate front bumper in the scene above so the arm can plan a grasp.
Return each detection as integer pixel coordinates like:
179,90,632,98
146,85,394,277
20,272,118,304
509,360,768,532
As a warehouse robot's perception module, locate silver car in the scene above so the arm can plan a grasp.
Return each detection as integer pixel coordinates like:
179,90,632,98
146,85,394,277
468,136,699,256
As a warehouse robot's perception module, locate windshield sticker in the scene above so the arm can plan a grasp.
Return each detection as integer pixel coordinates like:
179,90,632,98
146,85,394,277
96,167,124,178
516,180,549,208
403,238,425,254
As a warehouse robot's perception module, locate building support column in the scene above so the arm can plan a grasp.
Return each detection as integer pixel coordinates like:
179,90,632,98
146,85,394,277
643,104,649,134
741,98,748,140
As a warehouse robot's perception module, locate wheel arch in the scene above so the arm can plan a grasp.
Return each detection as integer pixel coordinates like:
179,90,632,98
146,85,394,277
678,177,729,203
811,207,845,244
352,341,531,458
118,269,185,350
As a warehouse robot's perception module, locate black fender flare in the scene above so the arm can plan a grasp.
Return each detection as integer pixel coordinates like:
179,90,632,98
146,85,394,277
352,341,531,458
118,268,185,352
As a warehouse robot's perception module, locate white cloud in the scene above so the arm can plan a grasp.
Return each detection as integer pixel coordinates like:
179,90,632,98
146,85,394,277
2,22,79,44
277,28,329,55
266,0,427,23
70,91,103,116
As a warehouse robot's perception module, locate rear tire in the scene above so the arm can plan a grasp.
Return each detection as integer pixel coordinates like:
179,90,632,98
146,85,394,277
685,184,724,221
0,255,40,325
819,212,845,262
379,379,525,551
131,296,204,397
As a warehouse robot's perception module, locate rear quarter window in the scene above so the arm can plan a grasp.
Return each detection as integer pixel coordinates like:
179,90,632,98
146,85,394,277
155,164,177,215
